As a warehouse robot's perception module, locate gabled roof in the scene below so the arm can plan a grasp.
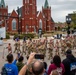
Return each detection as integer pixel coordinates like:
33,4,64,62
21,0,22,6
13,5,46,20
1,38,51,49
51,17,54,23
44,0,49,9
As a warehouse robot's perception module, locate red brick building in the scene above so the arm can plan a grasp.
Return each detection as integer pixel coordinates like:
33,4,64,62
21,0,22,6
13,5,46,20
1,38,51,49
0,0,8,28
0,0,54,33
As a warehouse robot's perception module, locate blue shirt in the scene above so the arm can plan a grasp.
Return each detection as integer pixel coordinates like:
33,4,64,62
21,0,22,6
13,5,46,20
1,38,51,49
4,63,18,75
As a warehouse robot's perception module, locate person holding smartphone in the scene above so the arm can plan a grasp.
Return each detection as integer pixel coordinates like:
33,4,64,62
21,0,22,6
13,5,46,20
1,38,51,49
19,53,45,75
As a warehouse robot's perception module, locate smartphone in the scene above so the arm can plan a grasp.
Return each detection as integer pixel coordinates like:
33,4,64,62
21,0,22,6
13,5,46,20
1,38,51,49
18,53,20,58
34,54,44,59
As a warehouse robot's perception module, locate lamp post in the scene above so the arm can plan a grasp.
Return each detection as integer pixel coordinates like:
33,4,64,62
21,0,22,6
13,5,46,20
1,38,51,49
66,15,71,36
17,7,20,34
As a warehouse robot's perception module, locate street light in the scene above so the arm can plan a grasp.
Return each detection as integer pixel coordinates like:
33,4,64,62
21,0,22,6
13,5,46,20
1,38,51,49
17,7,20,34
66,15,72,36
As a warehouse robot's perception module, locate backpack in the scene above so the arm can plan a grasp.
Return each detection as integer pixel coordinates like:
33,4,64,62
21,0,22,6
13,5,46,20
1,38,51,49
1,66,7,75
56,67,62,75
70,62,76,75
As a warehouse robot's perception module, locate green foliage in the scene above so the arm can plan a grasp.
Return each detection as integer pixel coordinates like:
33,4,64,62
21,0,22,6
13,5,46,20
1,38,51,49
6,34,10,39
13,33,35,39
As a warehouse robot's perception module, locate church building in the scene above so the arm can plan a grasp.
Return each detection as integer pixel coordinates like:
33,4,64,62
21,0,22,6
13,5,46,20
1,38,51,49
0,0,54,33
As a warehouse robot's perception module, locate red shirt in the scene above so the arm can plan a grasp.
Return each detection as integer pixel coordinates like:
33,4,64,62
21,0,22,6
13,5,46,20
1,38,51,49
48,63,65,75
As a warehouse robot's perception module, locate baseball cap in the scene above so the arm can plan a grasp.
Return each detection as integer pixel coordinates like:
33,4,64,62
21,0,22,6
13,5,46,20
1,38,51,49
65,49,72,54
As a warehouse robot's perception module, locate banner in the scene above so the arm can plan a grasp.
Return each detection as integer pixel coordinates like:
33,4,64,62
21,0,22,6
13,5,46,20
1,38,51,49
0,27,6,38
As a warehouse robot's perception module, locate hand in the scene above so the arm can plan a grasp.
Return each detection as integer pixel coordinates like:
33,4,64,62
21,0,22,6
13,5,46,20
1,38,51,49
27,52,36,65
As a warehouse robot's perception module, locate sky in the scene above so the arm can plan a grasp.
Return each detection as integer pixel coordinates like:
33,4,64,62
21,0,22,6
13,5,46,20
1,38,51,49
2,0,76,22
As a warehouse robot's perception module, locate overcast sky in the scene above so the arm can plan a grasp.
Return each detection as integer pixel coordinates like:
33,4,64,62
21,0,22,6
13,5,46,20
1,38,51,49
2,0,76,22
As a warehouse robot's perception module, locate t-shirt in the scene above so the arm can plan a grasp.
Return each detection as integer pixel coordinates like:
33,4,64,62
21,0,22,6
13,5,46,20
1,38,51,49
48,63,65,75
4,63,18,75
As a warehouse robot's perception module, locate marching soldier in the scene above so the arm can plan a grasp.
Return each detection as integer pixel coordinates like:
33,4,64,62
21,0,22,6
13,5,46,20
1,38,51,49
22,41,27,55
48,40,54,60
14,40,18,53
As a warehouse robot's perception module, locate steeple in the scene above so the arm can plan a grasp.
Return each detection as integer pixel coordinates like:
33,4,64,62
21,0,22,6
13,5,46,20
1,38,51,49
1,0,5,7
44,0,49,9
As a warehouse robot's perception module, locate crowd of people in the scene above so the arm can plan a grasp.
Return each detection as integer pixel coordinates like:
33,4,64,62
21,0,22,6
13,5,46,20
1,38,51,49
1,35,76,75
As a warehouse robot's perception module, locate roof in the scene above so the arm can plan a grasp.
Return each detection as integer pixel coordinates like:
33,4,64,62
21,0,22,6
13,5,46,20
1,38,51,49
44,0,49,9
16,7,22,17
0,0,5,7
0,3,1,7
51,17,54,23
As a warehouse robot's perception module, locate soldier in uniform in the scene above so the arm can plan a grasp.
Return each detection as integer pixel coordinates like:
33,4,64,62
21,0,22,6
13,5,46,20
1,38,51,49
55,40,60,56
17,40,21,53
22,41,27,55
14,40,18,53
48,40,54,60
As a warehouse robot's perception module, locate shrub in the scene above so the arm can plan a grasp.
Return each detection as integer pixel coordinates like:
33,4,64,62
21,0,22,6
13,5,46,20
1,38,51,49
13,33,35,40
6,34,10,39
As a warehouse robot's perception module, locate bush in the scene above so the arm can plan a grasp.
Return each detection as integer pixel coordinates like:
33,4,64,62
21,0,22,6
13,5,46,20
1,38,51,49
13,33,35,40
6,34,10,39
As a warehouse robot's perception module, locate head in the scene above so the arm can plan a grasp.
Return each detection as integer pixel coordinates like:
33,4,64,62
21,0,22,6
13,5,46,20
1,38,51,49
18,56,24,62
8,43,11,45
32,60,44,75
65,49,72,55
53,55,61,67
7,54,13,63
50,70,59,75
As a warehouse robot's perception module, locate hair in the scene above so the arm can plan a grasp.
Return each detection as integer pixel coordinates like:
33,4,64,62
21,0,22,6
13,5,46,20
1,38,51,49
32,61,44,75
8,43,11,45
43,62,47,70
53,55,61,67
50,70,59,75
18,56,24,62
7,54,13,63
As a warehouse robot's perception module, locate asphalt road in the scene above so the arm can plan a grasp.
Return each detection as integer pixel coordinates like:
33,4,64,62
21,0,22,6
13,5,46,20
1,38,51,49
0,38,76,73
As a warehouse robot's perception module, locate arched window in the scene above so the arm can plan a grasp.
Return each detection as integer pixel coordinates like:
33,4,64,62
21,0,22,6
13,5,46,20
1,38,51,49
12,19,16,30
26,25,29,33
34,26,36,32
25,0,26,3
39,19,42,29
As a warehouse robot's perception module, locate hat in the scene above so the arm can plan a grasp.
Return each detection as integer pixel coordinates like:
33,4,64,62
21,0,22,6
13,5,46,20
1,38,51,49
66,49,72,54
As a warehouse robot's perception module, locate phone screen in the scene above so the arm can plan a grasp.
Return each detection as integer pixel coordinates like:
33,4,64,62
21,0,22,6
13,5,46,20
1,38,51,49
35,54,44,59
18,53,20,58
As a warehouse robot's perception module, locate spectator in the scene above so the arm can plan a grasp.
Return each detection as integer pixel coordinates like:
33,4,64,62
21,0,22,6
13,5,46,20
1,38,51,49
43,62,48,75
16,56,24,72
6,43,12,53
62,49,76,75
19,53,45,75
4,54,18,75
48,55,65,75
50,70,59,75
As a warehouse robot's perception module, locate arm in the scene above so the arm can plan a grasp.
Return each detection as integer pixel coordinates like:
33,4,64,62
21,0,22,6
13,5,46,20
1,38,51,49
48,65,52,75
13,55,18,65
18,52,35,75
14,66,18,75
13,59,17,65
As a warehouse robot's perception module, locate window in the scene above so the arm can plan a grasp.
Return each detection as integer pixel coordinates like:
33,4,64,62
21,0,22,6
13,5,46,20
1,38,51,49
25,0,26,3
27,0,29,3
12,19,16,30
26,25,29,33
39,19,42,29
32,0,35,4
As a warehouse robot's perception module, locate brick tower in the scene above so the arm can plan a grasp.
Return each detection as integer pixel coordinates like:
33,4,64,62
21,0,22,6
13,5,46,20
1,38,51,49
22,0,37,33
0,0,8,28
42,0,52,31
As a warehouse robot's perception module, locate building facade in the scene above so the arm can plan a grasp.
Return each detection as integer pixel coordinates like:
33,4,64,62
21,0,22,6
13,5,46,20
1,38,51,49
0,0,54,33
